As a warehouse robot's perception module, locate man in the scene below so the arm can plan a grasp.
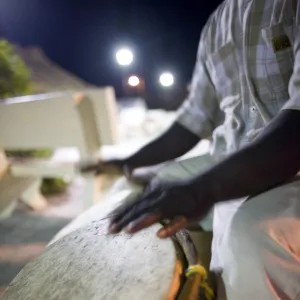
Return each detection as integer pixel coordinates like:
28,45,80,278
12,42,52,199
87,0,300,298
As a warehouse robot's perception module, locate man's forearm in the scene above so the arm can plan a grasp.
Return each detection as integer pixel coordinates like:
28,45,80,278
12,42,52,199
125,122,200,168
195,110,300,203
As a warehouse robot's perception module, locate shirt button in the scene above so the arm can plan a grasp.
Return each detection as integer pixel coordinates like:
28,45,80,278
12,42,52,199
251,106,256,113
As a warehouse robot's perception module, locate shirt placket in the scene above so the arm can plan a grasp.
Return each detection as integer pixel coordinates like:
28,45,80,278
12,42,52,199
243,0,272,128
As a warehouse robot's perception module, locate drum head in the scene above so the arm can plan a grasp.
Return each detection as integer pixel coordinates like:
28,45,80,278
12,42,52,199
3,221,183,300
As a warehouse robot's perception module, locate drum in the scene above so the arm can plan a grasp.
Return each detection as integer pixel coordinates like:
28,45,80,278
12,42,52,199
4,222,185,300
3,166,214,300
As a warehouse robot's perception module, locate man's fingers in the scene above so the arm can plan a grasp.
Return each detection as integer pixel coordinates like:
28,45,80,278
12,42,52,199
77,160,99,173
157,216,188,239
108,191,147,225
109,188,158,224
125,213,161,234
108,204,134,233
109,192,165,234
108,202,148,233
77,161,109,175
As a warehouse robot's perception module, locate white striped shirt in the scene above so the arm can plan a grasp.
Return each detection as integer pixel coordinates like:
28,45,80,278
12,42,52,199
175,0,300,271
177,0,300,159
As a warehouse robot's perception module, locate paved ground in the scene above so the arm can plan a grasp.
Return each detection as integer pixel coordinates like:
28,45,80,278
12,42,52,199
0,174,115,297
0,177,88,296
0,213,70,296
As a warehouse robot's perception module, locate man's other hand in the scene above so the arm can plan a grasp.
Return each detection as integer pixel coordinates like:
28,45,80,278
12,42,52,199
78,158,128,176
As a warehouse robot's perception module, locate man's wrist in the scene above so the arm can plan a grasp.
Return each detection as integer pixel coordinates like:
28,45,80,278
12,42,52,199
123,156,138,170
190,173,218,206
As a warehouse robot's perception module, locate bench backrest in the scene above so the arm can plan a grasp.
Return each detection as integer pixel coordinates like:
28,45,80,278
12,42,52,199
82,88,119,146
0,91,103,157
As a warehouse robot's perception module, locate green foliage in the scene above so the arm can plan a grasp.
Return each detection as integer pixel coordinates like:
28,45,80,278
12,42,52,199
41,178,69,195
5,149,53,159
0,39,31,98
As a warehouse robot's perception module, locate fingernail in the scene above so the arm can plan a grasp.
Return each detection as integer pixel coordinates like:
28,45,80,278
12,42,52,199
125,227,132,234
108,224,117,234
125,224,134,234
157,230,167,239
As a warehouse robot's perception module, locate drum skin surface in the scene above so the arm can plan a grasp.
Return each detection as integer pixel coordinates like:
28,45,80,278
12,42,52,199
3,220,182,300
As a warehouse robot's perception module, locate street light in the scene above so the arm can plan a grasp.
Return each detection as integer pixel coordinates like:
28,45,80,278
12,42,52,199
159,72,174,87
128,75,140,87
116,48,133,66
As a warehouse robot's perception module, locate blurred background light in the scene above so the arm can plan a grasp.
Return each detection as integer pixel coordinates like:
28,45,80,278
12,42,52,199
116,48,133,66
128,75,140,87
159,72,174,87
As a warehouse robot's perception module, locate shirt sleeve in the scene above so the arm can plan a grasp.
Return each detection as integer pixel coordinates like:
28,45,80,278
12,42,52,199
282,15,300,111
176,35,219,139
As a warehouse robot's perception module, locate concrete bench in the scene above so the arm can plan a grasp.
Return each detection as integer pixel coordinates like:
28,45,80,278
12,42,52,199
0,87,119,214
0,150,42,218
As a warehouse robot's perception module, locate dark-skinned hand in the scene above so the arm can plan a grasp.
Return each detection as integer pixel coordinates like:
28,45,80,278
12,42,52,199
108,179,212,239
78,158,133,178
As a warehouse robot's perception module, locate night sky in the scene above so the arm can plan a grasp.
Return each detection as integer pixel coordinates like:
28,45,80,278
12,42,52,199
0,0,221,101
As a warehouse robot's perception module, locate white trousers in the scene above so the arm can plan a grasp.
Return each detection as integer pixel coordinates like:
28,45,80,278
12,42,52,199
219,179,300,300
152,155,300,300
